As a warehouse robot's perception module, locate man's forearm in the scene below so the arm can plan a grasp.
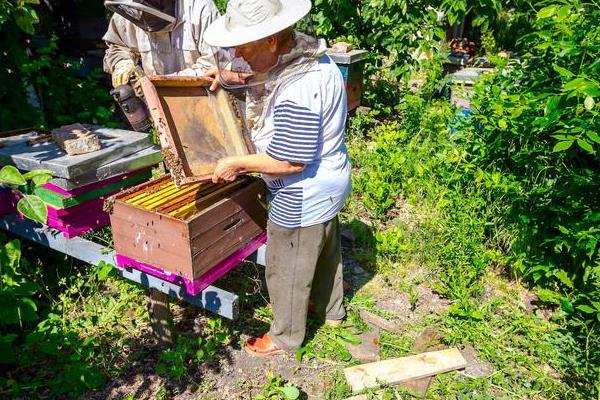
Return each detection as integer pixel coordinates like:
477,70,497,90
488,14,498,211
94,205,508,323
212,153,305,183
230,153,305,175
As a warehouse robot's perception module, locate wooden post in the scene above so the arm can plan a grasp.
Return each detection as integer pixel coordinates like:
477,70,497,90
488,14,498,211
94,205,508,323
148,288,176,346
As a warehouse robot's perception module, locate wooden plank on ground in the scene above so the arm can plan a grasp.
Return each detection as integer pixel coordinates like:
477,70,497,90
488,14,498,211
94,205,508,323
344,348,468,393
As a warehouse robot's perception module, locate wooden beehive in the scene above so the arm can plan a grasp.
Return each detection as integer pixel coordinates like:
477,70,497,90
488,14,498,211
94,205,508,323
112,76,266,279
327,50,368,111
140,76,254,185
110,174,266,280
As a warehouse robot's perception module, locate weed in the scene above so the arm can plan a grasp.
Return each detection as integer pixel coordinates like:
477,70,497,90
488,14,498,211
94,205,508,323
255,372,301,400
156,316,230,380
155,385,168,400
408,287,419,311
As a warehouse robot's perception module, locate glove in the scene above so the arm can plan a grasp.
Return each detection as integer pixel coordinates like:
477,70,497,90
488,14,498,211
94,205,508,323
175,65,205,77
112,59,144,88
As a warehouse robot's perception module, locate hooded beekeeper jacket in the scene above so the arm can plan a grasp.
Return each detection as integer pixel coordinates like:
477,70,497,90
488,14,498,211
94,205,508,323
103,0,219,76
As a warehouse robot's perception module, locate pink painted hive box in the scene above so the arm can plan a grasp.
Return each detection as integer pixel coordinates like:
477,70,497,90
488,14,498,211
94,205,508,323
37,167,153,238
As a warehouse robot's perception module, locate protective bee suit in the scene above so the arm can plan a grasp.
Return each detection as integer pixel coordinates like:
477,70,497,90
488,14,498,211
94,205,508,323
102,0,219,87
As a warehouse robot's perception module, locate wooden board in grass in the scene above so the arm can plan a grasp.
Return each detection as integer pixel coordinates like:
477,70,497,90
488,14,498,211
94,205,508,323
344,348,468,393
34,168,152,209
140,76,254,186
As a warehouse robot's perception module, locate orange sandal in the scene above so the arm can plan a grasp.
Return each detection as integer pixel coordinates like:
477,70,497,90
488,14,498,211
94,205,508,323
244,333,284,357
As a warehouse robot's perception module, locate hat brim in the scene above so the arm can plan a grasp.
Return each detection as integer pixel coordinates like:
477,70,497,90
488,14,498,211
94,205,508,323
204,0,311,48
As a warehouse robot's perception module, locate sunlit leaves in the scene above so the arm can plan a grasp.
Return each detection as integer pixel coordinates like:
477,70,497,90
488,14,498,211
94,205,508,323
552,140,574,152
16,194,47,224
0,166,26,186
584,96,595,111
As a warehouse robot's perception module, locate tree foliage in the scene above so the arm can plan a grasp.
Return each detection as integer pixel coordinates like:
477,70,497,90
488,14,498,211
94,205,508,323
450,0,600,388
0,0,114,130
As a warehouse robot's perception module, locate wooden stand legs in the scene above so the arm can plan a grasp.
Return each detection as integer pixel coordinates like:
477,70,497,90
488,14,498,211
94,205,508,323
148,288,176,347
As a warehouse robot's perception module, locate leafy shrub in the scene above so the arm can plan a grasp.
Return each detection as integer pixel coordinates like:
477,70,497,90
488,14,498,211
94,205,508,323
458,0,600,312
0,166,52,224
452,0,600,390
0,237,39,335
0,4,115,131
0,239,147,398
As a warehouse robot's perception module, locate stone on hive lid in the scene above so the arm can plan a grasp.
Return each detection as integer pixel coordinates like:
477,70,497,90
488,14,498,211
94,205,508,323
331,42,353,53
51,123,101,156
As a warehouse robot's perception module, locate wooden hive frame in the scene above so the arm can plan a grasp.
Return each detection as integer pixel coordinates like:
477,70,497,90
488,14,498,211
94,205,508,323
141,76,254,185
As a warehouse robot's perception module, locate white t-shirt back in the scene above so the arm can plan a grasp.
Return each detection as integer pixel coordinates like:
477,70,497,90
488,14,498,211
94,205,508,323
251,54,352,228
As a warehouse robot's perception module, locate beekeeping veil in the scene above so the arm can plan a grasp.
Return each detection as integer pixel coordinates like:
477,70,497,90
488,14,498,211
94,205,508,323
104,0,177,32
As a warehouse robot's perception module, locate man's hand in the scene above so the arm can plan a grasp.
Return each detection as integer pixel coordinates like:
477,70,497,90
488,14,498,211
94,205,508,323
212,157,242,183
112,59,144,88
203,67,254,91
203,67,222,92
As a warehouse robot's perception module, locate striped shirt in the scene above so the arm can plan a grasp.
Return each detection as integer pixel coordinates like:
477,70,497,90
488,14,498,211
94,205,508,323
251,54,352,228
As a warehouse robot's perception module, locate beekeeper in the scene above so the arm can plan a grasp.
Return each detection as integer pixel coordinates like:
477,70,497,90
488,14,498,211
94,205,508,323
102,0,219,90
205,0,352,357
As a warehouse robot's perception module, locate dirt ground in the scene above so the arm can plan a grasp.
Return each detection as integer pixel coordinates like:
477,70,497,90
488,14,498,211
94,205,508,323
82,234,467,400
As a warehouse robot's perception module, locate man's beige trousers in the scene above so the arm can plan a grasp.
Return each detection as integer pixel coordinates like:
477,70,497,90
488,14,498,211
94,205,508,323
266,216,346,351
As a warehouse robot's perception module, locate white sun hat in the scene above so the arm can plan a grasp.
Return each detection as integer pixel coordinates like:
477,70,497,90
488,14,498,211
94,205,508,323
204,0,312,48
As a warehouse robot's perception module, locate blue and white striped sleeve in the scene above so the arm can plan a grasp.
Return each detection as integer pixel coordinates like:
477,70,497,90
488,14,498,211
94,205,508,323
266,99,321,164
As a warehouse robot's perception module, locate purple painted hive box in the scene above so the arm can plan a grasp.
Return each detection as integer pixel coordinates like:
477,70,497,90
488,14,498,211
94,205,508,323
0,187,18,216
37,167,153,238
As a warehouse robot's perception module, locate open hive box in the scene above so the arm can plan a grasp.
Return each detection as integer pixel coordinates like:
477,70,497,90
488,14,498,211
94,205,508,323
110,174,266,282
110,76,266,290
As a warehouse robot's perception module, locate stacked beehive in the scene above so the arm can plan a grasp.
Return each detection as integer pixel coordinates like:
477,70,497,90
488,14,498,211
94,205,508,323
0,127,161,237
35,163,156,238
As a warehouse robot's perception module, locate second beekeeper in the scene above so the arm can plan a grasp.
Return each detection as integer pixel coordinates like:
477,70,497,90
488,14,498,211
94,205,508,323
102,0,220,89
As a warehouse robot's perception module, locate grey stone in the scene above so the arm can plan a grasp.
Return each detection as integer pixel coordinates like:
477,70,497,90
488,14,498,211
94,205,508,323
326,49,368,65
51,124,101,155
346,330,380,363
330,42,353,53
460,345,494,378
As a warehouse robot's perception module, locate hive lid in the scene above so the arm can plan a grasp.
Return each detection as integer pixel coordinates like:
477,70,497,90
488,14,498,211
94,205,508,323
141,76,254,185
0,127,153,179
